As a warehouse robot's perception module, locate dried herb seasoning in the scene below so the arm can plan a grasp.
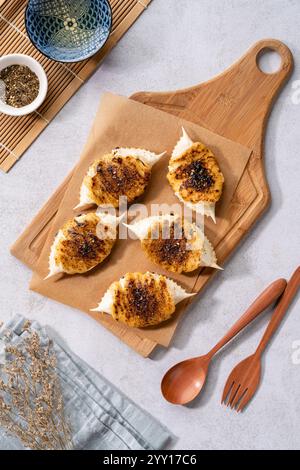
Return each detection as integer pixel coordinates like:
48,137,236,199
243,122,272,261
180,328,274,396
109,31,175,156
0,64,39,108
0,325,73,450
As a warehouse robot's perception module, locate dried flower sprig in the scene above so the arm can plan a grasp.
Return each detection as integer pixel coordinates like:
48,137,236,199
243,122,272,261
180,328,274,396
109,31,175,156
0,327,72,450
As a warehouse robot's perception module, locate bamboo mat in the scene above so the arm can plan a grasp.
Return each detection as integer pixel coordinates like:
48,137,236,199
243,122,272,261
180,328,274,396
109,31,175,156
0,0,151,172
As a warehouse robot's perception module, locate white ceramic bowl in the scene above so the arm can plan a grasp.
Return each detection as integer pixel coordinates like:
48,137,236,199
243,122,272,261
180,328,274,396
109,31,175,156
0,54,48,116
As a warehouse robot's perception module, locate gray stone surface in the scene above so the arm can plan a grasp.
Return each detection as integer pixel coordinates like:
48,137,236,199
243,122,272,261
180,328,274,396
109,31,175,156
0,0,299,450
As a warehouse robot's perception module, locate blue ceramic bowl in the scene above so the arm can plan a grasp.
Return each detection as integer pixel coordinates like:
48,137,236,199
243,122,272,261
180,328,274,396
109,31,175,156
25,0,112,63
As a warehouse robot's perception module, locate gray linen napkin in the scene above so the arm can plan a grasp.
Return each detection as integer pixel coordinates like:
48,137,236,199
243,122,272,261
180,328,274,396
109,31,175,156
0,315,171,450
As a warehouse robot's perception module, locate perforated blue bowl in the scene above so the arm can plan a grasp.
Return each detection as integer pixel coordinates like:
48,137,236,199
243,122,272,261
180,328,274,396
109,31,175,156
25,0,112,63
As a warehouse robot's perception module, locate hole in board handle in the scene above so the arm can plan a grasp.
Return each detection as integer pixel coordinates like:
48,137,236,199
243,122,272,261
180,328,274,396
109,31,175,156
256,47,282,75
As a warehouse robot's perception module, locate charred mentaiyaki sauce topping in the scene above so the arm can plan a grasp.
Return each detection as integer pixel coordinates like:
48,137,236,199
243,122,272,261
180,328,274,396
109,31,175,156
141,219,202,273
91,155,151,205
66,220,104,259
127,281,159,320
56,214,115,273
144,221,188,264
179,159,215,192
167,142,224,204
112,273,175,327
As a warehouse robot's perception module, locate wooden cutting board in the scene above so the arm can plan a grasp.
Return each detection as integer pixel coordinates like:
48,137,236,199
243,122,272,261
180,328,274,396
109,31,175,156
11,39,293,356
132,38,294,296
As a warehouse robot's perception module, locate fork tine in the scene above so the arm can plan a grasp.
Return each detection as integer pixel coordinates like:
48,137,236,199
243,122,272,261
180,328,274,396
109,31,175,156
221,378,234,404
229,384,241,408
231,386,248,410
236,388,255,412
226,382,240,407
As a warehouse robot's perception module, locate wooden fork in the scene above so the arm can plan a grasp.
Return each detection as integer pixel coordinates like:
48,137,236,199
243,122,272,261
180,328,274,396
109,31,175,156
222,266,300,412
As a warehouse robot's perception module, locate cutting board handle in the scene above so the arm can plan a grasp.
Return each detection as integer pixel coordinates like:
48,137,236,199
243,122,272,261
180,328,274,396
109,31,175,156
229,38,294,102
249,38,293,79
131,39,293,148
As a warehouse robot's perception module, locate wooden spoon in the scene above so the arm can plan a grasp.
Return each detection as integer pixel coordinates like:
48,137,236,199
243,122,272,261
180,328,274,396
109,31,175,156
161,278,287,405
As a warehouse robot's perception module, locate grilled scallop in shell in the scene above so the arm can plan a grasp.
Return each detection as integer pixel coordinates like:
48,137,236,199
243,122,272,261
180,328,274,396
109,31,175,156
167,128,224,222
75,148,165,210
125,214,221,273
91,272,195,328
45,210,123,279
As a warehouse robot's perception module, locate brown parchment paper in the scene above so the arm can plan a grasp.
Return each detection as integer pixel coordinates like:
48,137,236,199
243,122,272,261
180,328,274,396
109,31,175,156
30,93,252,347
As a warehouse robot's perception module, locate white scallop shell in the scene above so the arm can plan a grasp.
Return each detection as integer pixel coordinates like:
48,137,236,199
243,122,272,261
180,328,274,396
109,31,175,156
171,126,194,160
124,214,178,240
174,192,216,223
44,229,65,280
91,272,195,313
125,215,221,269
112,147,165,167
45,212,123,280
95,208,126,228
170,127,217,222
74,148,165,210
74,165,97,210
199,230,222,270
92,283,115,315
